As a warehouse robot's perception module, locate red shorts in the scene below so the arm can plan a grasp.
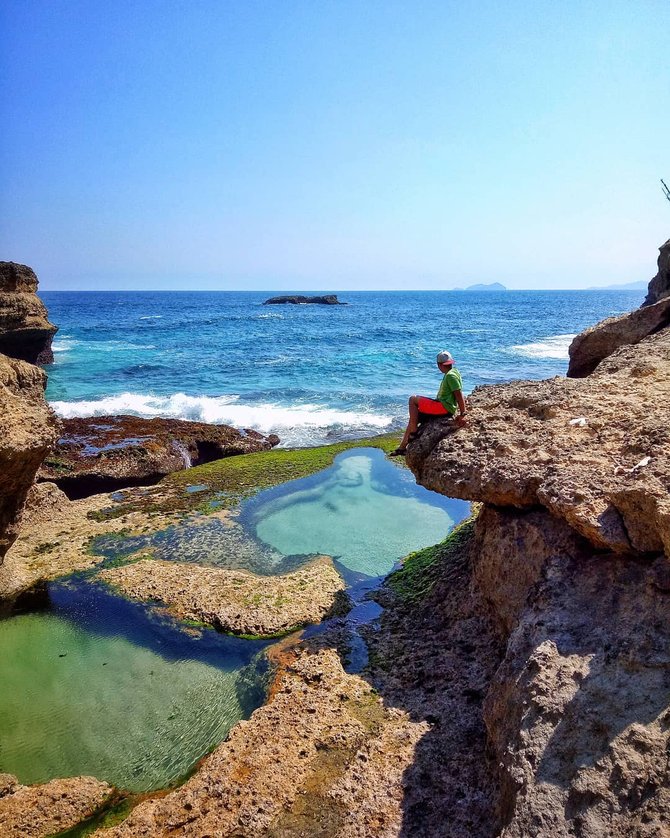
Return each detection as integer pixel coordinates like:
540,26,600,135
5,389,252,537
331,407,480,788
417,397,451,416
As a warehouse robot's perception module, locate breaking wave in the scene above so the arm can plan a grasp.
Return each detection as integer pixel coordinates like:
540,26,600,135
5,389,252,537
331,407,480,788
49,392,395,447
508,333,576,360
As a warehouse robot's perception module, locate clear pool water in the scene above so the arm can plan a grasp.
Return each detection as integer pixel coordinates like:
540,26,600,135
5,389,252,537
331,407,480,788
249,448,469,578
0,582,268,792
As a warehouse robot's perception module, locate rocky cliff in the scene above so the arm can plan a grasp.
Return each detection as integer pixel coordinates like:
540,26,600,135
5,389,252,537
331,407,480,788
0,355,59,562
0,262,57,364
405,296,670,835
642,237,670,307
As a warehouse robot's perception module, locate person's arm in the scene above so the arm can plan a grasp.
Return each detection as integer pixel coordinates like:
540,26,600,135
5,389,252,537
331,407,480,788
454,389,468,426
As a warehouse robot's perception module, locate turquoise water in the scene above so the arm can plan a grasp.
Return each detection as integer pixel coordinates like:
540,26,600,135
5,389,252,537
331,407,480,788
94,449,470,581
250,448,467,578
42,289,642,446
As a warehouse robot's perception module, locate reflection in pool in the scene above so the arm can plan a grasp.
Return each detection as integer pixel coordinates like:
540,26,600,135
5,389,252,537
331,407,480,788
0,581,268,792
249,448,469,578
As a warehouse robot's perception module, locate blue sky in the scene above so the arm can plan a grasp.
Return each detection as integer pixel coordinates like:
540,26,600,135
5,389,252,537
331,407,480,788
1,0,668,290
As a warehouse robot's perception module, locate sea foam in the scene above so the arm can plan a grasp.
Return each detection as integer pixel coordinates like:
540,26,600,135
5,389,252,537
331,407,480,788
49,392,394,446
509,334,577,360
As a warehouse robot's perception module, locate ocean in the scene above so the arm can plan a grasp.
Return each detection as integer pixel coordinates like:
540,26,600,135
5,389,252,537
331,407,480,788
43,290,642,447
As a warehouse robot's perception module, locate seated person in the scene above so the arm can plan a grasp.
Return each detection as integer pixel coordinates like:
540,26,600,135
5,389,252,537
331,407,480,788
392,350,467,456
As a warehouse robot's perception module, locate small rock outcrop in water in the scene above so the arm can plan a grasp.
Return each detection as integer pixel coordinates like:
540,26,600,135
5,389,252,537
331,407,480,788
0,355,59,562
0,262,58,364
99,555,345,636
39,415,280,499
643,237,670,306
263,294,346,305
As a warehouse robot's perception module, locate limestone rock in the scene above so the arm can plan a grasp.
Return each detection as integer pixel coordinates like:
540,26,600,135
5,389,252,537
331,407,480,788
39,414,280,499
567,295,670,378
0,774,112,838
406,327,670,557
98,555,345,636
0,354,59,562
642,237,670,306
480,509,670,837
0,262,57,364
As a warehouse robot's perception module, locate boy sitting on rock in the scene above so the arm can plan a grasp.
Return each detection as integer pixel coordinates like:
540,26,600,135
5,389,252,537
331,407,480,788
392,350,467,456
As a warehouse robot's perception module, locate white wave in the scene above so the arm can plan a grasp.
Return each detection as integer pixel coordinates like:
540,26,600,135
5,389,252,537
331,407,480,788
49,392,393,446
52,338,80,353
139,315,163,320
508,334,576,360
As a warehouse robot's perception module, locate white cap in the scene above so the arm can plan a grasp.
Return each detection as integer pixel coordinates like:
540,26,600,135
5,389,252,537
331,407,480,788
436,350,454,365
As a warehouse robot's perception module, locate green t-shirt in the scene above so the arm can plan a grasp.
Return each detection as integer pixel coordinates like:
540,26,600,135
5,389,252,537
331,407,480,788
437,367,463,414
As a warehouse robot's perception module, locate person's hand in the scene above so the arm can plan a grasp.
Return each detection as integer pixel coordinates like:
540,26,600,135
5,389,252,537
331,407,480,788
455,414,468,428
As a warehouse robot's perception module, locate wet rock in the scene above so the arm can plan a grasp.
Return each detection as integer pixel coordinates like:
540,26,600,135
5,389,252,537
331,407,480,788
0,354,59,562
263,294,346,305
0,774,112,838
98,555,346,636
0,262,58,364
642,237,670,306
39,415,280,499
407,327,670,557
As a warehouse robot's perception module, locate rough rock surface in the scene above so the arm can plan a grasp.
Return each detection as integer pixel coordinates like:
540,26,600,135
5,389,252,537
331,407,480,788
96,644,427,838
367,521,504,837
0,484,180,599
478,508,670,837
0,773,112,838
39,415,280,499
407,328,670,557
0,354,59,562
0,262,57,364
643,237,670,306
263,294,346,305
567,295,670,378
99,556,345,636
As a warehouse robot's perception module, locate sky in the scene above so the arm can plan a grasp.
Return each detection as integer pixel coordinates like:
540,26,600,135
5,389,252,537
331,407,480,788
1,0,668,291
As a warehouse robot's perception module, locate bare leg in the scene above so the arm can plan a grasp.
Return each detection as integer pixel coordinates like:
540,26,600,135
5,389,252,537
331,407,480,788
399,395,420,449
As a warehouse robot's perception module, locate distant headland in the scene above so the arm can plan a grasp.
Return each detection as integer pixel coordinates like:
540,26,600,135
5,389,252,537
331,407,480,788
263,295,347,305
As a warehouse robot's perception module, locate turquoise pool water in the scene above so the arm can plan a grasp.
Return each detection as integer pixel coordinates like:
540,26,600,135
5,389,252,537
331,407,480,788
249,448,469,579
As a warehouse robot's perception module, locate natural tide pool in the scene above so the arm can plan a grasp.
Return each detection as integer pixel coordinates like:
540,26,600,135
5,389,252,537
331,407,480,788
248,448,469,580
0,581,268,792
0,447,468,795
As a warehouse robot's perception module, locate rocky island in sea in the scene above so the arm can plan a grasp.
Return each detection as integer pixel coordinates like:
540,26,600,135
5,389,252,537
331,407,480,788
262,294,346,304
0,239,669,836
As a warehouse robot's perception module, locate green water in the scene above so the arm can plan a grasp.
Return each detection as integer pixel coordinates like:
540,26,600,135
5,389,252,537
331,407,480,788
252,449,463,578
0,585,267,792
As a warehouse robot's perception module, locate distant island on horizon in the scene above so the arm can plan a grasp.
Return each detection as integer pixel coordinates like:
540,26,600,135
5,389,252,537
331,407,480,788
451,282,507,292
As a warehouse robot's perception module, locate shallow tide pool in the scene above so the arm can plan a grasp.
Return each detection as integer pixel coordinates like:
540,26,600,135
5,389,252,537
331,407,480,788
0,448,467,794
248,448,469,579
0,582,267,792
